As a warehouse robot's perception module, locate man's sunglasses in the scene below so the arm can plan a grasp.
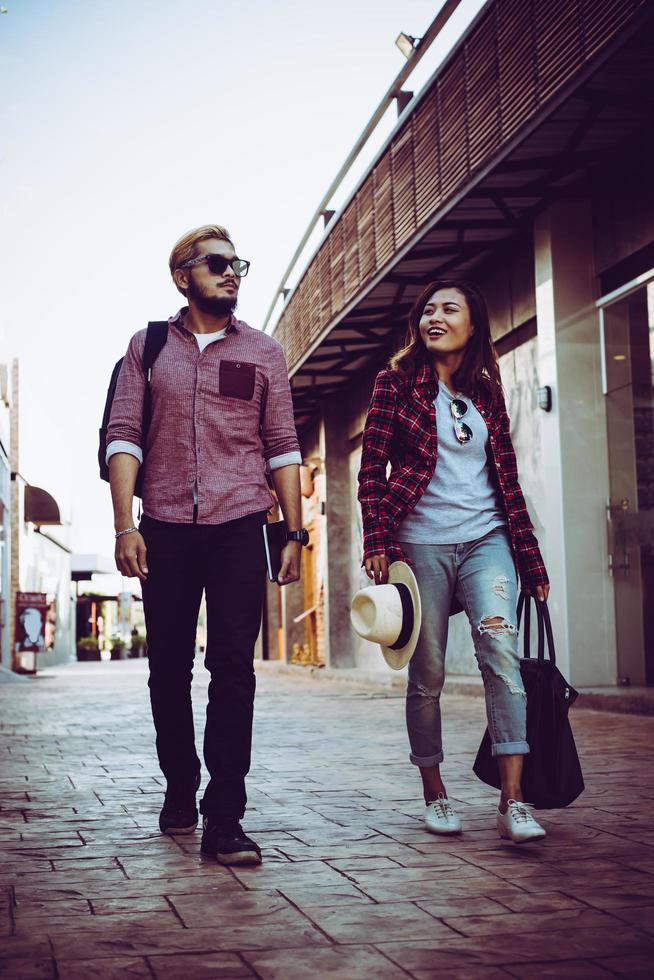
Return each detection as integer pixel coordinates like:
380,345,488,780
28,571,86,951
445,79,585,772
179,254,251,277
450,397,473,444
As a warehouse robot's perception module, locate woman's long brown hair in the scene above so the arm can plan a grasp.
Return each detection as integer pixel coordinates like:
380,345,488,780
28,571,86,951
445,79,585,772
388,278,503,408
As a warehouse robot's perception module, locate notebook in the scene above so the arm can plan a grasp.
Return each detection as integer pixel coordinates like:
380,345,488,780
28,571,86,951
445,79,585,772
262,520,288,583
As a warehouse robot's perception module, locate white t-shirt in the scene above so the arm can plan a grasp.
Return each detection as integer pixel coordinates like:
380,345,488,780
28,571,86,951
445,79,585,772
397,382,506,544
194,327,227,351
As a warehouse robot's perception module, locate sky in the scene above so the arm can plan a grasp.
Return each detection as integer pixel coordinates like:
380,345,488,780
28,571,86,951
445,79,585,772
0,0,484,565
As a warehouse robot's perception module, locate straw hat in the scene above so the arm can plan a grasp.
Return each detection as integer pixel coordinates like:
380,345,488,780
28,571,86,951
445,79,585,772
350,561,422,670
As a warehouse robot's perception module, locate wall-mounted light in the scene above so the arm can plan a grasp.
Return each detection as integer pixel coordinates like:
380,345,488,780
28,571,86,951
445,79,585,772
395,32,420,59
537,386,552,412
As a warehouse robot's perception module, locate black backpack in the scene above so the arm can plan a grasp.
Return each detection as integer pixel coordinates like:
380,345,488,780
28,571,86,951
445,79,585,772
98,321,169,498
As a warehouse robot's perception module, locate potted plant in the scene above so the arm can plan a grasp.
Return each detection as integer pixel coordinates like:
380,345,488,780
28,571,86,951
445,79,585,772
129,629,146,658
110,636,127,661
76,636,100,662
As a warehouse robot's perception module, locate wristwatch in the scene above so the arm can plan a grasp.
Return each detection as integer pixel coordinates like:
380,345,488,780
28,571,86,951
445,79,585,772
287,528,310,546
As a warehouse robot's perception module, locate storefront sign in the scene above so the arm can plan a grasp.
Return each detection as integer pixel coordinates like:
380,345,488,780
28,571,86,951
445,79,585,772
15,592,48,653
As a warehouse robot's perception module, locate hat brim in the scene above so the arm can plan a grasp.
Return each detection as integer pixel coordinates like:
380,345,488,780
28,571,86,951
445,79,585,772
380,561,422,670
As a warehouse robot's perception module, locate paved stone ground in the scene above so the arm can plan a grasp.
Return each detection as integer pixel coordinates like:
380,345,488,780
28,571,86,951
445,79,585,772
1,659,653,980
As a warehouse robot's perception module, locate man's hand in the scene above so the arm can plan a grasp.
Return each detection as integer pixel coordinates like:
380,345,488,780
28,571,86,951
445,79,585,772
365,555,389,585
115,531,149,581
278,540,301,586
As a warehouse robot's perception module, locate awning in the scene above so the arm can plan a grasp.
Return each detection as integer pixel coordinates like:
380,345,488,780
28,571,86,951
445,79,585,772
24,485,62,526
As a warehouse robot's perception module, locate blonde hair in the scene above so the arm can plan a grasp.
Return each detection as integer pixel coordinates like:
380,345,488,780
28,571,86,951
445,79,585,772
169,224,234,296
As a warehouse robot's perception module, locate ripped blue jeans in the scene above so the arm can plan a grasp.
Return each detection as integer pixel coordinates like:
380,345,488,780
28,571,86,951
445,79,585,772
400,527,528,765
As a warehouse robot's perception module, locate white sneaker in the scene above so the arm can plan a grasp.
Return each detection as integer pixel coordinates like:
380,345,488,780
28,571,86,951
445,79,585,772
424,793,462,835
497,799,546,843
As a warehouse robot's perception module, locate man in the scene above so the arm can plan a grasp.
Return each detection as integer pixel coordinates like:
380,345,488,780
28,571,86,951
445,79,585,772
106,224,306,866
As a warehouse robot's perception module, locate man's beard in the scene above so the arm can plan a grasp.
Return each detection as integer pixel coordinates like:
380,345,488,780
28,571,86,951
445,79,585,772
186,279,237,317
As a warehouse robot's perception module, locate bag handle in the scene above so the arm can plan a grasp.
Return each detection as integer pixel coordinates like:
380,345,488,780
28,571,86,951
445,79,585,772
517,592,555,665
539,599,556,666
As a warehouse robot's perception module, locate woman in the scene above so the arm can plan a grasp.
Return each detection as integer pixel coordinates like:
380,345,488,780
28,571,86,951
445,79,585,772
358,279,549,843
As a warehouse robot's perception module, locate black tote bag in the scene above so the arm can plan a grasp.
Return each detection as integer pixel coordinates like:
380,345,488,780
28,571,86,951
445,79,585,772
473,593,585,809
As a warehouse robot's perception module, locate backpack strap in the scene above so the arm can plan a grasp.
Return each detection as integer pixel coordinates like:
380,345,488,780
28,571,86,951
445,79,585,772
142,321,169,379
138,321,169,492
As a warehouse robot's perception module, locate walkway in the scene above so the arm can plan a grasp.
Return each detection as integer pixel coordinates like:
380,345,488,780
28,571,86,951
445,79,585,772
1,659,653,978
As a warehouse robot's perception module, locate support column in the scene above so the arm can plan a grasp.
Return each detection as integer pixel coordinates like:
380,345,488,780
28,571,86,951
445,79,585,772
322,399,356,668
534,200,616,686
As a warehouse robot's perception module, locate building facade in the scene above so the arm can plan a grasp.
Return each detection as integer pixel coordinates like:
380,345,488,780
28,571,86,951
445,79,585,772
265,0,654,689
2,359,75,672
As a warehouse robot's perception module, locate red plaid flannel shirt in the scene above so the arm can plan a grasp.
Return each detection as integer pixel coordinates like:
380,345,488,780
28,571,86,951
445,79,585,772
358,364,549,589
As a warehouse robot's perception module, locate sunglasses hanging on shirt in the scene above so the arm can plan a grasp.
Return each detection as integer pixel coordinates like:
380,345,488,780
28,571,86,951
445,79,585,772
450,397,473,444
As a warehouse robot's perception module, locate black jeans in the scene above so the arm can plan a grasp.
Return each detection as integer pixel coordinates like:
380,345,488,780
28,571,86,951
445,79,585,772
140,510,267,820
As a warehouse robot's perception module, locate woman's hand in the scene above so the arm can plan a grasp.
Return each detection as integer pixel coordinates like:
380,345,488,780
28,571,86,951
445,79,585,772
532,584,550,602
365,555,389,585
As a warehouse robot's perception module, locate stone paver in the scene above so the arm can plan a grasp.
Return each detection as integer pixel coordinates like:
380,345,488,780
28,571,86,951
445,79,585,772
1,659,653,978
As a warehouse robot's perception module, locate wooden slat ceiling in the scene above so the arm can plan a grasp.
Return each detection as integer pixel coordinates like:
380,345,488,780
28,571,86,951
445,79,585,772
271,0,653,432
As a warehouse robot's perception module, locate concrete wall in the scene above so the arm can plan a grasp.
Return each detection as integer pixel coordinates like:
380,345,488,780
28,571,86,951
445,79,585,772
534,200,615,686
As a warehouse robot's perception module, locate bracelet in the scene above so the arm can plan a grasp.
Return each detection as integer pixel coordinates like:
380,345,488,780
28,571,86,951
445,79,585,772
115,526,138,539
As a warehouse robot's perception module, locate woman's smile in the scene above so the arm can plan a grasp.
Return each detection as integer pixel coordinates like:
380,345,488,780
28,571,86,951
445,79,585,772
419,288,473,356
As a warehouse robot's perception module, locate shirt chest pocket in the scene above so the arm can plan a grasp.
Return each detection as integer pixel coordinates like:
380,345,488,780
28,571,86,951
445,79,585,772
219,359,256,401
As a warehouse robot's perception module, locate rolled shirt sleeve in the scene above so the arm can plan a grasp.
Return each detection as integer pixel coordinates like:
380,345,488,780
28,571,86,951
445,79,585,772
268,450,302,470
261,342,301,462
106,440,143,465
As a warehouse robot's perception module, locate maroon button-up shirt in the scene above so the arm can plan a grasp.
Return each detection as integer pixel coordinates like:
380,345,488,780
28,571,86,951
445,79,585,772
358,364,549,588
107,310,301,525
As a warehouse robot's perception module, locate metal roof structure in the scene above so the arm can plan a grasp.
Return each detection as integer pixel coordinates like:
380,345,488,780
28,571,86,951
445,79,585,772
270,0,654,432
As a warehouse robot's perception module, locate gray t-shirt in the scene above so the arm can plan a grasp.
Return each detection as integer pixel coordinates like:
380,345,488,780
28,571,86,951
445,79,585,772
397,382,506,544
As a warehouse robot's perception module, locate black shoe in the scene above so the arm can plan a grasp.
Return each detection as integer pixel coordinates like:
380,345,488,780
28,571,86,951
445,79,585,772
159,775,201,835
200,817,262,866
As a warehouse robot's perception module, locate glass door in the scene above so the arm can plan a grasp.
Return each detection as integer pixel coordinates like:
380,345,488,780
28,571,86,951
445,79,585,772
601,276,654,686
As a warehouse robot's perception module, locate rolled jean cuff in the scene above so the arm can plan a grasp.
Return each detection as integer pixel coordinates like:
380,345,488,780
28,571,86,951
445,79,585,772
409,750,444,767
492,740,529,757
